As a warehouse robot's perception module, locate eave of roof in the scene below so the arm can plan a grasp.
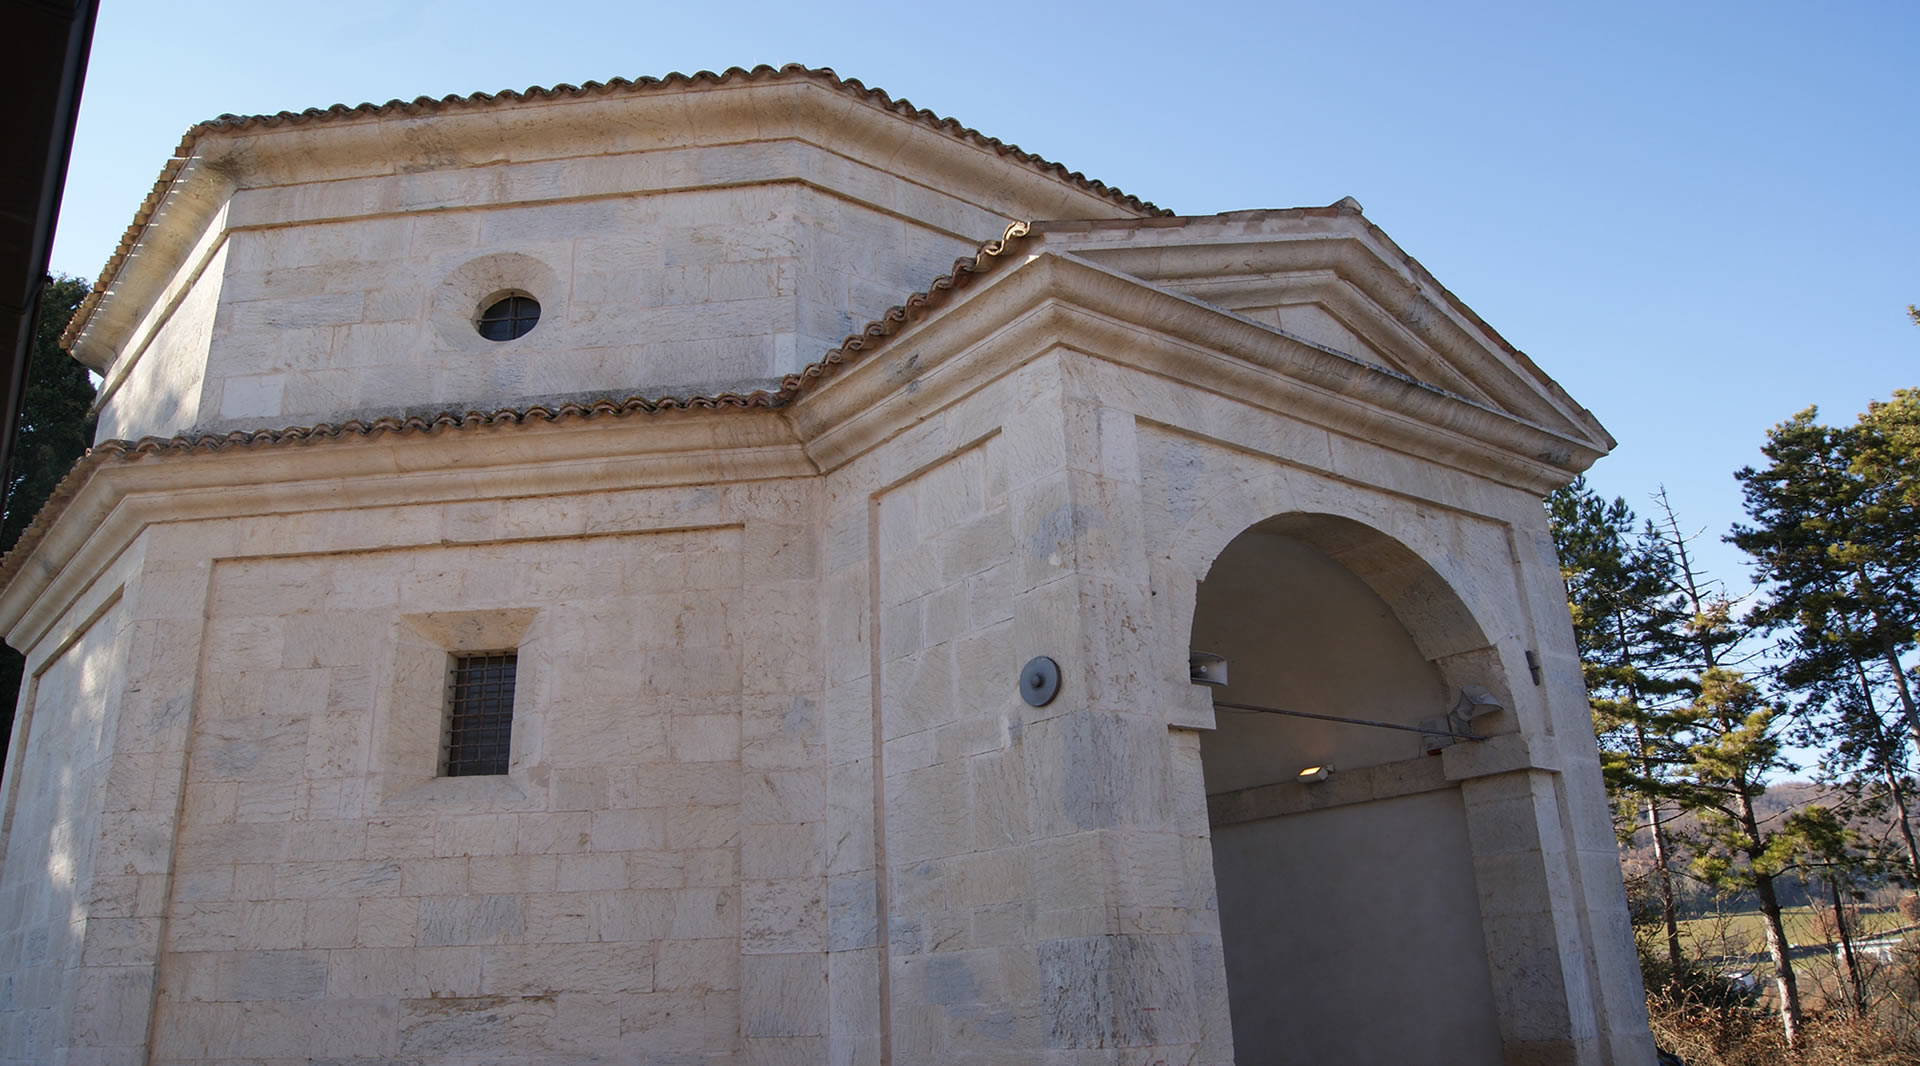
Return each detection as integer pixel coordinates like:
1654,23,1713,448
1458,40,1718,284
63,64,1165,349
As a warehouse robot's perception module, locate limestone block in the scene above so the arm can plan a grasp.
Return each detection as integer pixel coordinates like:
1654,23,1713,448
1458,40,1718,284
351,897,419,949
167,867,232,905
616,986,731,1049
273,859,402,900
742,694,825,772
881,599,925,662
884,760,968,866
590,890,673,943
681,847,739,889
162,904,239,954
548,990,624,1057
64,966,151,1046
76,917,162,967
744,521,822,585
514,811,589,855
975,745,1036,856
301,898,358,949
670,714,742,764
397,994,558,1057
549,767,610,812
557,853,629,894
468,854,559,896
479,943,653,997
742,877,827,953
433,815,518,859
1025,710,1171,836
418,893,524,947
1038,934,1197,1049
881,645,958,743
742,823,826,880
365,816,436,858
655,938,740,992
826,875,879,953
744,1034,832,1064
590,809,667,853
741,952,828,1038
668,887,738,941
520,894,594,944
633,764,744,814
969,901,1036,948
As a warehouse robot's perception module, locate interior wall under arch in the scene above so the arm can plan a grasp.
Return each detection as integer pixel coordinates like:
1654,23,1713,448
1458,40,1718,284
1193,525,1503,1064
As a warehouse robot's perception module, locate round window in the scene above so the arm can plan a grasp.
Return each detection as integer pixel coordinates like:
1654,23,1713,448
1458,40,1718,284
477,293,540,341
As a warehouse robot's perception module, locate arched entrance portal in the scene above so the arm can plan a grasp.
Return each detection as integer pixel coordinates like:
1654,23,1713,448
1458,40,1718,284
1192,514,1507,1064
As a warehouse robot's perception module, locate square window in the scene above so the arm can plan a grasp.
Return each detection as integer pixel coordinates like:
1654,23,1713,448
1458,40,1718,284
442,651,517,776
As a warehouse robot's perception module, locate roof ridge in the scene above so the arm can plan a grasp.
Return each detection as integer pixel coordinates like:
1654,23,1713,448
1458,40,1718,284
63,64,1161,347
8,222,1034,592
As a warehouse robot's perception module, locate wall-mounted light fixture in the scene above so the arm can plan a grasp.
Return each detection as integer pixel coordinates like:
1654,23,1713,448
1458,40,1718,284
1296,765,1332,783
1189,651,1229,686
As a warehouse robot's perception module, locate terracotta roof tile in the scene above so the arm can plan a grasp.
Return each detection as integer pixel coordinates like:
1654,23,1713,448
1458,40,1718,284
3,222,1033,592
64,64,1162,347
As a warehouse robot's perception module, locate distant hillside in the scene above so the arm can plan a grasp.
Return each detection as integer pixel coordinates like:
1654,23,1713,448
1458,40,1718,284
1618,780,1914,914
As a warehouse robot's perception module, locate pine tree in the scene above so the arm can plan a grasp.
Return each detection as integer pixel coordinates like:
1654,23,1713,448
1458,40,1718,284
1676,666,1805,1044
1731,398,1920,879
1,275,96,754
1641,491,1808,1045
3,275,96,550
1547,477,1690,966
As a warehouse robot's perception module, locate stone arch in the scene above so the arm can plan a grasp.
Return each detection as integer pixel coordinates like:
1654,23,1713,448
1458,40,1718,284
1156,465,1523,732
1178,505,1514,1064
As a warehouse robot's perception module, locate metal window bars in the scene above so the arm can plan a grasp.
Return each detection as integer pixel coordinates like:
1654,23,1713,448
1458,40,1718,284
442,651,517,776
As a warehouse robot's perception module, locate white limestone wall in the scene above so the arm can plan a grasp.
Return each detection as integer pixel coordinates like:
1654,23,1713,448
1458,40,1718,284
0,597,131,1065
10,265,1650,1066
0,470,836,1064
93,244,223,444
153,530,750,1059
94,176,1000,443
816,352,1230,1065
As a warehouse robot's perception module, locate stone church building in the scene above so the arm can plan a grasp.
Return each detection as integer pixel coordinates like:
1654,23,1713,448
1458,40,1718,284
0,66,1653,1064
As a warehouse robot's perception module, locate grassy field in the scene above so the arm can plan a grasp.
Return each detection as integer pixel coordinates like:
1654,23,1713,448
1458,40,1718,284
1673,905,1911,961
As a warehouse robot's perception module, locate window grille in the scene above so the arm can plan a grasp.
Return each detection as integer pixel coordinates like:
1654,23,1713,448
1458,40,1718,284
477,294,540,341
442,652,517,776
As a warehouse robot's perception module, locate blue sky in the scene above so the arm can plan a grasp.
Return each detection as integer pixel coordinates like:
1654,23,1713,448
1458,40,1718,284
49,0,1918,603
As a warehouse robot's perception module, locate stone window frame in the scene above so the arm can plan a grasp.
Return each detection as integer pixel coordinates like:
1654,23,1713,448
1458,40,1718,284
430,252,563,352
374,607,544,806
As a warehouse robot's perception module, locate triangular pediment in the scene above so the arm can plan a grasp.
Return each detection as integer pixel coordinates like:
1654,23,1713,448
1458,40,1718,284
1026,205,1613,453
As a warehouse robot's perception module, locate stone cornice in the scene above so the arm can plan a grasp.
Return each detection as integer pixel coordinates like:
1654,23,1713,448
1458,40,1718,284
790,250,1610,489
1,253,1605,647
1033,208,1613,451
9,231,1608,655
0,411,813,650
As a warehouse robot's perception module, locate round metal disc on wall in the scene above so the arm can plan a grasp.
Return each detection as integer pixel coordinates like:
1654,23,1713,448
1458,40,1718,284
1019,656,1060,707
